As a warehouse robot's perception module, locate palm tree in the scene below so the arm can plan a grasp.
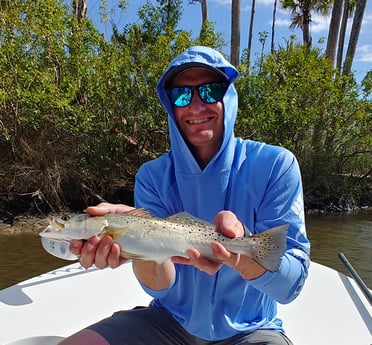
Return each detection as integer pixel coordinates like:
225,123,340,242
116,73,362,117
230,0,241,66
200,0,208,23
342,0,367,76
73,0,87,22
336,0,356,71
189,0,208,24
280,0,331,47
247,0,256,69
271,0,278,53
189,0,209,39
336,0,350,71
325,0,343,64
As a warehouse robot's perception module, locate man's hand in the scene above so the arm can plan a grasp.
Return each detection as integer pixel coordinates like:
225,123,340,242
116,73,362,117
172,211,266,279
69,202,134,269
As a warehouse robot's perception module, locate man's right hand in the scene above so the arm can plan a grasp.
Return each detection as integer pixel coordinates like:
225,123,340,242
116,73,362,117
69,202,134,269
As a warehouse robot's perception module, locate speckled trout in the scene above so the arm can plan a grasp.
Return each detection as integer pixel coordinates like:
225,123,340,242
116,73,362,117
40,209,288,272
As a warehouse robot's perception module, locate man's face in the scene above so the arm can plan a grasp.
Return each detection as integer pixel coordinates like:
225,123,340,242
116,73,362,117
170,68,225,157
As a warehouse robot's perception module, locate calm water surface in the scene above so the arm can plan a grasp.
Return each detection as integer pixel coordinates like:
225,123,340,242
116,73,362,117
306,209,372,287
0,210,371,290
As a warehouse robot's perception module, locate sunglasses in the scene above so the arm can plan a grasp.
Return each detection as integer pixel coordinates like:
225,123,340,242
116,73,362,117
168,82,228,107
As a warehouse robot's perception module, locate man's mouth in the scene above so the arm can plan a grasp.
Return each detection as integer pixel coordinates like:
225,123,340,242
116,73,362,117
187,117,212,125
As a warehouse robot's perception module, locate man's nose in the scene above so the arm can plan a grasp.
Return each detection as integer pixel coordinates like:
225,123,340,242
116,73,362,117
189,89,206,109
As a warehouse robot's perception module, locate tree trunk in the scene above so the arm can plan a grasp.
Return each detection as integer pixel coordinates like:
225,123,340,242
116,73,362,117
190,0,208,38
271,0,277,53
302,6,312,47
201,0,208,22
0,0,8,11
342,0,367,76
73,0,87,22
230,0,241,66
325,0,343,65
247,0,256,70
336,0,350,71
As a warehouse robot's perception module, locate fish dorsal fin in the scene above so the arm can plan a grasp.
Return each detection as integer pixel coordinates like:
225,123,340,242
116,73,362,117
166,212,211,226
124,208,153,218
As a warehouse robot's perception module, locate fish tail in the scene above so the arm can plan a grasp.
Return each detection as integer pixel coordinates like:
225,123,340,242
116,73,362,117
250,224,288,272
226,224,288,272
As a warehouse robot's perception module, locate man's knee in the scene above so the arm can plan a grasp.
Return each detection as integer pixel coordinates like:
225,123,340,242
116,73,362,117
58,329,108,345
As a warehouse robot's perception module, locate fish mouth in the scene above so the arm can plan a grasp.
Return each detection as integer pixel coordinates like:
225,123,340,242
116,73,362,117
40,224,61,237
50,216,66,231
39,217,65,238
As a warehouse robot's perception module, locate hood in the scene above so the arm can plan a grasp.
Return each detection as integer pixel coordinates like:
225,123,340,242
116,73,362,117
157,46,239,173
156,46,239,220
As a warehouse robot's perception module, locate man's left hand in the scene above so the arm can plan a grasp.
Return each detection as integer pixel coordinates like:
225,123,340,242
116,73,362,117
171,211,265,279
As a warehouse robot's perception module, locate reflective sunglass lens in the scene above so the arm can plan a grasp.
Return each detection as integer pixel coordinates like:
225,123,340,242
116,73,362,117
168,83,227,107
169,87,192,107
199,83,226,104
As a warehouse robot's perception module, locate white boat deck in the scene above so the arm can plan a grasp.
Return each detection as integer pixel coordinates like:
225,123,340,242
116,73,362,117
0,261,371,344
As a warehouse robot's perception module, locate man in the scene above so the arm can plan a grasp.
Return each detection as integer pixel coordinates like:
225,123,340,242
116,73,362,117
61,46,310,344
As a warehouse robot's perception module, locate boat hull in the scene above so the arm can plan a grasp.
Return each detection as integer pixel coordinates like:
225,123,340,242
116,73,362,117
0,262,371,344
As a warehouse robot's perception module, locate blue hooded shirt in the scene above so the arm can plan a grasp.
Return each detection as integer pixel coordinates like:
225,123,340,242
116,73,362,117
134,46,310,341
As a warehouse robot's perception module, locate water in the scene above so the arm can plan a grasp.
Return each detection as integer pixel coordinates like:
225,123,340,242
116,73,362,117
0,233,67,290
0,211,371,290
306,210,372,287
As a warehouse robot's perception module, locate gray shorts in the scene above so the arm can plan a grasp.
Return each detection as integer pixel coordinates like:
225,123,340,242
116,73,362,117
87,306,293,345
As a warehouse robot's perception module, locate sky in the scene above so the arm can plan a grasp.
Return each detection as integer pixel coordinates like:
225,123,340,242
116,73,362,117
86,0,372,83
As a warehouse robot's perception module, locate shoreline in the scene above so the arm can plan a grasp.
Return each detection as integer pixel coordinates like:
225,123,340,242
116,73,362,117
1,207,371,236
0,215,47,235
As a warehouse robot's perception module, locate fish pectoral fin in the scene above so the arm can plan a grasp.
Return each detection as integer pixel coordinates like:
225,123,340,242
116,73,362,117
120,250,147,261
119,251,165,264
101,226,127,239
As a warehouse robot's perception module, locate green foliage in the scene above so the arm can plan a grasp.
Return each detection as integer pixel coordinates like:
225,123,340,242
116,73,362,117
196,20,225,49
236,43,371,209
0,1,370,213
0,0,223,210
0,0,70,144
361,70,372,99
